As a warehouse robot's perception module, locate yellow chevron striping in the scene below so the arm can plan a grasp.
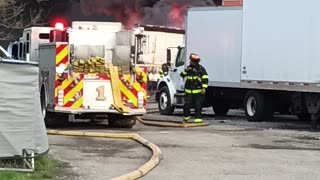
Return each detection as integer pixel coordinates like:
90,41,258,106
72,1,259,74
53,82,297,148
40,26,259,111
120,82,137,107
133,82,147,100
135,66,148,83
56,46,68,65
54,76,59,97
123,75,147,100
64,80,83,105
71,96,83,108
135,66,147,77
54,76,74,98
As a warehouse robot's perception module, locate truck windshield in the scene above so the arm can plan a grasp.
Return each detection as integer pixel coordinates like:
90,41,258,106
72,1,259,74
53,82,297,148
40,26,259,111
0,46,10,59
0,50,6,58
175,47,186,67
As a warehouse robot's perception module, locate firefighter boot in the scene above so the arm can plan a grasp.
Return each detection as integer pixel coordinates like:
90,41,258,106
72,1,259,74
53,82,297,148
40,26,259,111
183,116,191,123
194,118,203,123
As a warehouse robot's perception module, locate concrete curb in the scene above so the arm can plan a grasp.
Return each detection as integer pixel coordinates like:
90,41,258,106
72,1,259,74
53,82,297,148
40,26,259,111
47,130,161,180
136,117,209,128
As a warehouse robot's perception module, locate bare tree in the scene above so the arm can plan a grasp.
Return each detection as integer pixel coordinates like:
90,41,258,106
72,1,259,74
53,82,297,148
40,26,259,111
0,0,47,41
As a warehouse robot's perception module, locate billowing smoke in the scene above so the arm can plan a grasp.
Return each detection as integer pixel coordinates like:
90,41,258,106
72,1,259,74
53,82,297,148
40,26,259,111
79,0,216,29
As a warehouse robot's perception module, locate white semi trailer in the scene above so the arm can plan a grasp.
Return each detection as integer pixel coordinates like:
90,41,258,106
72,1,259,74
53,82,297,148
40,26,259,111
135,24,185,68
156,0,320,129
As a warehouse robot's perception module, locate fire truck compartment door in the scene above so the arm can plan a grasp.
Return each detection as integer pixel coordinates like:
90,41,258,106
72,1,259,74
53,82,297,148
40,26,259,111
83,80,114,110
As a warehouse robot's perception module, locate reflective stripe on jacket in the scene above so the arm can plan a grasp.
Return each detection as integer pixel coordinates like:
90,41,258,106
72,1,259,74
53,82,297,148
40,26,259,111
159,69,168,78
180,64,209,94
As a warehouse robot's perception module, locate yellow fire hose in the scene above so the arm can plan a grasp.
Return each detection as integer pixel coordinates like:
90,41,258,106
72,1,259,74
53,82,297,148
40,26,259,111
136,108,210,128
136,116,209,128
47,130,161,180
47,112,208,179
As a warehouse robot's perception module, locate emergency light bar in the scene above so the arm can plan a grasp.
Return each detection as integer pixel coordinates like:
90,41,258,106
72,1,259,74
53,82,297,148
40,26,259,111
55,22,64,31
50,22,68,42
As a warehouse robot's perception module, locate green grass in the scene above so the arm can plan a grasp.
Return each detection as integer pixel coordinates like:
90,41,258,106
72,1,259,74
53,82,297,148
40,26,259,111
0,155,66,180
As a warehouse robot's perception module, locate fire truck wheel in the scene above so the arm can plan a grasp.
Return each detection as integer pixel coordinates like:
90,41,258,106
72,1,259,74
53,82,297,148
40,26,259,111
40,88,47,117
41,88,53,126
44,112,54,126
44,112,69,127
158,86,175,115
108,115,136,129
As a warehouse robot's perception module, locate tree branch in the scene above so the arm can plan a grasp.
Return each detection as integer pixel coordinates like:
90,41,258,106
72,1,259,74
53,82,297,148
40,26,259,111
0,0,48,41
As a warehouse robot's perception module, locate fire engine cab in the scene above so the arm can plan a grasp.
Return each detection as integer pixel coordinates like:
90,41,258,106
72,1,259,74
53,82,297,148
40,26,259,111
7,21,148,128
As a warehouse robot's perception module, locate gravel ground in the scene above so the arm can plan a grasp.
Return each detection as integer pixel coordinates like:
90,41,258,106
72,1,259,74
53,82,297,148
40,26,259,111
48,104,320,180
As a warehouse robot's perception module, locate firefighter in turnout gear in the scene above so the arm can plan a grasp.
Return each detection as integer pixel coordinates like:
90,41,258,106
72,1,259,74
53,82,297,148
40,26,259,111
159,63,169,78
180,53,209,123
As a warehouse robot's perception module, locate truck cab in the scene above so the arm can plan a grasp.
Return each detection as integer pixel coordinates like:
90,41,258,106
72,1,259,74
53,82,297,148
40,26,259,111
7,27,53,62
156,45,187,115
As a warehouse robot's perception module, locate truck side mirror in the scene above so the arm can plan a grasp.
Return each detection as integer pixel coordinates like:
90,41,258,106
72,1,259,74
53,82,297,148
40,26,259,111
166,49,171,66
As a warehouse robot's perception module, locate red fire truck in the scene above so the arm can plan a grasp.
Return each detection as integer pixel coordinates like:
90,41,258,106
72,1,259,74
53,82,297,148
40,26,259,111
7,21,149,128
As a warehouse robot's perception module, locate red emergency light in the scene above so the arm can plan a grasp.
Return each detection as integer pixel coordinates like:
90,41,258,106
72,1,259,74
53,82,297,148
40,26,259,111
49,22,68,42
55,22,64,31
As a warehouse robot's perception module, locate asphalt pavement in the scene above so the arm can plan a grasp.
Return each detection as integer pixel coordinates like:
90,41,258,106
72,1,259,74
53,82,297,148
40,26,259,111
48,106,320,180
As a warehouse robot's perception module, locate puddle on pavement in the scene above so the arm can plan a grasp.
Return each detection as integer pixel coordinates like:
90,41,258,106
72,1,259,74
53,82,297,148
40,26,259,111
81,148,121,157
241,144,320,151
159,144,184,148
294,136,320,141
50,136,140,157
273,139,313,144
210,128,264,132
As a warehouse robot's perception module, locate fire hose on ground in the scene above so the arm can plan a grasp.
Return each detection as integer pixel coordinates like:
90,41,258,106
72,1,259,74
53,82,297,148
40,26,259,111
46,107,208,179
134,108,210,128
135,116,209,128
47,130,161,180
46,114,208,180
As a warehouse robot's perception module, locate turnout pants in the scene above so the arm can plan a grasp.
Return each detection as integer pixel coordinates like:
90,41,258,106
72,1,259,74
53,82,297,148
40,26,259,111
183,93,204,120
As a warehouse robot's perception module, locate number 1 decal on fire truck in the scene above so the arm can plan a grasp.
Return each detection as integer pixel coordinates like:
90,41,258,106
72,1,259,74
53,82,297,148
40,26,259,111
83,78,115,110
96,85,106,101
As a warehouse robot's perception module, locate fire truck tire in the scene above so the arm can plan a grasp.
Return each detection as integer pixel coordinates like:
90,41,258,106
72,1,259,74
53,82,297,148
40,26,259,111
41,88,53,126
108,115,136,129
44,112,54,126
40,88,47,117
41,87,68,126
158,86,175,115
44,112,69,127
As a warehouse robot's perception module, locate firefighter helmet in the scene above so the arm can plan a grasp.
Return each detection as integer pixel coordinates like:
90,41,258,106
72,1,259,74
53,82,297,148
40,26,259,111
189,53,200,61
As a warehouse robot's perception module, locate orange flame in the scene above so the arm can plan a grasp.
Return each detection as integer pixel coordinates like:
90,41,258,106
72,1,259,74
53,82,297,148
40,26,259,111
169,3,188,28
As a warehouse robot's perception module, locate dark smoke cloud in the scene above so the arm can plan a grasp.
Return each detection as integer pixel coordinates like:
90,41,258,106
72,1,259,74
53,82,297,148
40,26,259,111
79,0,217,29
79,0,141,28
